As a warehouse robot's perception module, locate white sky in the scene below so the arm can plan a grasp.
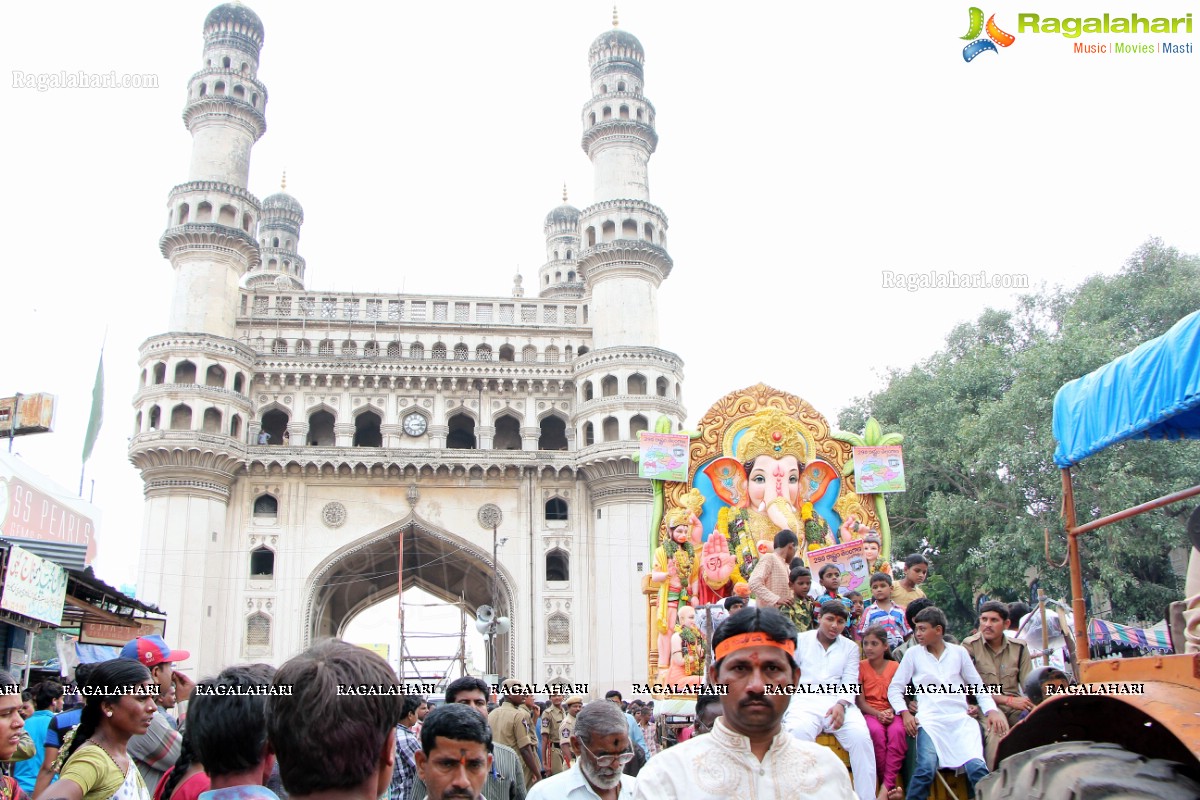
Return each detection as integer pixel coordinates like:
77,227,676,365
2,2,1197,655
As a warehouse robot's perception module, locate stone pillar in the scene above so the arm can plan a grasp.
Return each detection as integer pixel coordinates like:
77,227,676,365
334,423,354,447
135,460,238,681
380,424,401,448
288,420,309,446
428,424,449,449
581,465,653,695
521,426,540,451
477,425,496,450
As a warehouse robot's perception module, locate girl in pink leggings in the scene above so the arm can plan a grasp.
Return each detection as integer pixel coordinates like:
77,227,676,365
858,625,907,800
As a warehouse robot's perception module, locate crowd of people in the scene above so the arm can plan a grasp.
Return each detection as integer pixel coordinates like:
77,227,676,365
0,549,1080,800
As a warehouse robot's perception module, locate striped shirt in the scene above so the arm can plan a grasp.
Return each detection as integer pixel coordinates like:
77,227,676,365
388,724,420,800
857,603,909,649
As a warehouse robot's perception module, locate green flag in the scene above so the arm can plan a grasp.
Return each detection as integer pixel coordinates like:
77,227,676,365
82,350,104,465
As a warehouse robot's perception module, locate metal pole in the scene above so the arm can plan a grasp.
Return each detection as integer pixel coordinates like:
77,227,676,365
1069,482,1200,536
8,393,21,453
1061,468,1089,660
398,526,405,681
1038,587,1050,668
492,523,499,676
21,627,35,689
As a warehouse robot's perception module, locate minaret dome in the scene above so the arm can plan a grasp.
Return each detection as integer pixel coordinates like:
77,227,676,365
249,173,306,290
540,186,582,299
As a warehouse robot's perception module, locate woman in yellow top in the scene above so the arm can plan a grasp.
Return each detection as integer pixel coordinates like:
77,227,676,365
40,659,157,800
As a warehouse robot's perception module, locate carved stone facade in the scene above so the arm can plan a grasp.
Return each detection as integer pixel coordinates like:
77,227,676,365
129,5,684,694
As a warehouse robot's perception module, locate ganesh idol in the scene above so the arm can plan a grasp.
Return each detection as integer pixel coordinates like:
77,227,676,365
701,408,839,583
650,488,704,680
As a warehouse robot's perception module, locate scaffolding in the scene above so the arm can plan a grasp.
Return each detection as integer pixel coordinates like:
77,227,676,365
397,597,471,692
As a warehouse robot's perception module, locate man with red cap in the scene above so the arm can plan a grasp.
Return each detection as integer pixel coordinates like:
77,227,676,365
122,634,194,790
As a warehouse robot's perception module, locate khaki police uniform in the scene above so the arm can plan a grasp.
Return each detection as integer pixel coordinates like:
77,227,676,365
963,632,1032,767
544,704,566,774
489,701,539,790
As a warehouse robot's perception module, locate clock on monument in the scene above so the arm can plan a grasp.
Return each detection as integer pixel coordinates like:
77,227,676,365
403,413,427,436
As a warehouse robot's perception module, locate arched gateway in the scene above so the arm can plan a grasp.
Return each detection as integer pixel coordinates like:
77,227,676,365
304,515,516,676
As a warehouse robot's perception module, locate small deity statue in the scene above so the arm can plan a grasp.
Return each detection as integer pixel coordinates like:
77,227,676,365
651,489,704,678
801,501,834,550
841,516,890,575
695,507,759,604
666,605,706,687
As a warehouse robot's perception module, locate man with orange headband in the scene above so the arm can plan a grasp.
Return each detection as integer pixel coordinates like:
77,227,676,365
631,608,854,799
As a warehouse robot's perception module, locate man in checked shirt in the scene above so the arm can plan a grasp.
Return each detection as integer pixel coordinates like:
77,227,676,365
389,696,424,800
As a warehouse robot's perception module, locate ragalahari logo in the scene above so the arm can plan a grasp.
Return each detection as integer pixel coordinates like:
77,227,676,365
962,8,1016,61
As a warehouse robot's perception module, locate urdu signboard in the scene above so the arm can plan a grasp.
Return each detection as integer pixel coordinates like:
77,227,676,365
0,545,68,626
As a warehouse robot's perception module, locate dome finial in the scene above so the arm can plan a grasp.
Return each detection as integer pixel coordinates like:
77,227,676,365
613,5,619,27
281,170,287,191
562,183,568,203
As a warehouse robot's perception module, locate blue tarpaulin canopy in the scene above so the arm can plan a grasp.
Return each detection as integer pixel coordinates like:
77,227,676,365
1053,309,1200,467
76,643,120,663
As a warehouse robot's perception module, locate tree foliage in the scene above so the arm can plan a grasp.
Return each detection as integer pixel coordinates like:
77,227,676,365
839,239,1200,634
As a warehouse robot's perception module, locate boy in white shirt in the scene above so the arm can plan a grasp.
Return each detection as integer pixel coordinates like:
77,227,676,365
887,606,1008,800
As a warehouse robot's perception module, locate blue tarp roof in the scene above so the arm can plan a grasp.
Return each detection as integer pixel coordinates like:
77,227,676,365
76,643,120,664
1053,309,1200,467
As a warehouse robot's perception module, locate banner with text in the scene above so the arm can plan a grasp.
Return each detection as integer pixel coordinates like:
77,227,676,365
1,545,68,626
0,450,99,566
638,432,690,481
852,445,906,493
807,539,869,598
80,617,167,647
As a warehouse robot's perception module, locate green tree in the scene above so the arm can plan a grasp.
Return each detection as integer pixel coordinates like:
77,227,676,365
839,239,1200,634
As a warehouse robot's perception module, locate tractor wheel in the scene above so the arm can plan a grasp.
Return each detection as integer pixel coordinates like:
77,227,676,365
977,741,1200,799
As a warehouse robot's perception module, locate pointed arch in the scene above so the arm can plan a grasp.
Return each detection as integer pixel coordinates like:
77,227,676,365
545,547,569,580
446,411,476,449
304,403,336,446
174,360,197,384
353,408,382,447
537,412,568,451
170,404,192,430
303,513,518,676
250,546,275,577
630,414,649,438
492,413,522,450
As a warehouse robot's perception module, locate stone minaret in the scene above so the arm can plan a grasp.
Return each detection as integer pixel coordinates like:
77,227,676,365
161,2,267,336
247,173,306,290
539,185,583,299
131,3,266,677
573,11,685,691
576,9,672,351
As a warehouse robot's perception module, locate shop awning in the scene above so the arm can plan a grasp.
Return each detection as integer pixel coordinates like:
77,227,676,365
1087,618,1172,654
60,566,163,629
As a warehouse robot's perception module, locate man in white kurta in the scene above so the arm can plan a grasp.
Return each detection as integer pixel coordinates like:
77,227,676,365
635,716,854,800
888,607,1008,800
783,603,877,800
634,607,855,800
